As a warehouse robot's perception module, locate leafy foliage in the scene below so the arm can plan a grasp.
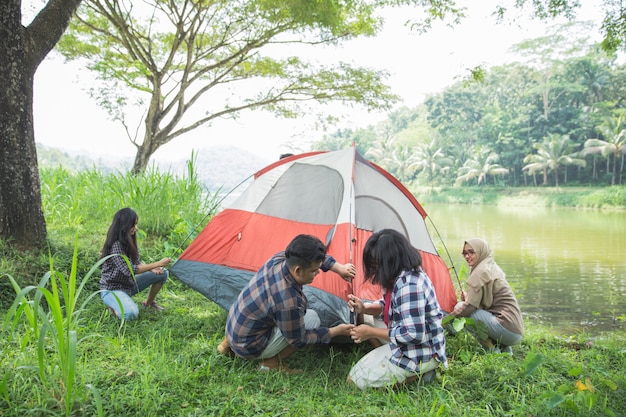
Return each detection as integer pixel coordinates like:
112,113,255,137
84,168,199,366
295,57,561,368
56,0,400,173
315,24,626,189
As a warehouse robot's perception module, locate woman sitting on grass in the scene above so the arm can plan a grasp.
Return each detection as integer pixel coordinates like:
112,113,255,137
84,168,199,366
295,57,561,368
99,207,171,320
451,238,524,355
346,229,447,390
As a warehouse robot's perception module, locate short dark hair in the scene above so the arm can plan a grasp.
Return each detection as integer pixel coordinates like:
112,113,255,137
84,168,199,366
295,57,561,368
285,234,327,269
362,229,422,290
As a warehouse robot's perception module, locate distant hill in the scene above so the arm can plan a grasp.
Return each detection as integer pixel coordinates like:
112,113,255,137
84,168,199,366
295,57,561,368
36,144,271,193
155,146,271,193
37,144,131,173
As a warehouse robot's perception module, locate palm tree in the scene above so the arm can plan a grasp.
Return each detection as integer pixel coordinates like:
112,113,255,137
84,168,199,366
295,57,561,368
523,133,586,186
365,136,419,183
455,146,508,186
522,151,549,186
386,143,421,183
365,136,395,167
584,115,626,185
413,141,453,187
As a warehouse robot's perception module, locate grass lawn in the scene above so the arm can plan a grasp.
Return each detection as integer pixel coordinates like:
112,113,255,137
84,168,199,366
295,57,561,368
2,278,625,417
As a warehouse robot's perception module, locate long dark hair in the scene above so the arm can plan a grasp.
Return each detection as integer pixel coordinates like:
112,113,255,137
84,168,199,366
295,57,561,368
101,208,139,260
362,229,422,290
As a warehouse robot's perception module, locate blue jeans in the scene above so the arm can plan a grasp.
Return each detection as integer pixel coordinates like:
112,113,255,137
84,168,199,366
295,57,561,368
101,270,168,320
469,308,523,347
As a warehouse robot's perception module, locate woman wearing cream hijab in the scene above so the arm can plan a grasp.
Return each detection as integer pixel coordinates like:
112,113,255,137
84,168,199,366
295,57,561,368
452,238,523,355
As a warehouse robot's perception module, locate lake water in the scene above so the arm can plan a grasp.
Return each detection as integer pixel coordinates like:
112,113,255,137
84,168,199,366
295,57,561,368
424,203,626,335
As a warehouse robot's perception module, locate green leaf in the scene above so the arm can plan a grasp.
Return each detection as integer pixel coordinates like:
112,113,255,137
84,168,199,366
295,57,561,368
568,366,584,377
451,317,466,333
524,352,544,375
545,393,565,410
442,314,455,325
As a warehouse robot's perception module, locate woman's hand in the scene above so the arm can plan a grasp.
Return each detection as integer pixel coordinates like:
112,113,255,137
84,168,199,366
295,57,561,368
349,325,371,344
151,257,171,274
329,323,354,338
452,301,467,317
460,290,467,302
347,294,365,314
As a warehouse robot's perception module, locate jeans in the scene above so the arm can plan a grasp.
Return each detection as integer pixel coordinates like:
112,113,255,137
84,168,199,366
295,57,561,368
101,270,168,320
469,308,523,347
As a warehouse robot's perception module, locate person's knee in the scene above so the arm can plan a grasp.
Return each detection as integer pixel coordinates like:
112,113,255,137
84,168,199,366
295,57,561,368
123,306,139,320
304,309,320,329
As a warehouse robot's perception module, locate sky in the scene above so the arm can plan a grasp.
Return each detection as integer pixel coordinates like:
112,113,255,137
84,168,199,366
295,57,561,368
31,1,605,163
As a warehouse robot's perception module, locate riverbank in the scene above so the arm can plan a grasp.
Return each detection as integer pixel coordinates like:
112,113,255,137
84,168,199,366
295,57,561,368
412,185,626,209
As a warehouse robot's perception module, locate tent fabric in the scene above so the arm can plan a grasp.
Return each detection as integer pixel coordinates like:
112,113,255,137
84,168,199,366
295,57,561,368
170,148,457,327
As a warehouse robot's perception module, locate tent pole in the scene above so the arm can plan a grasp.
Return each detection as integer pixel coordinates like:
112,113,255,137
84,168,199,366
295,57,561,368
427,216,462,290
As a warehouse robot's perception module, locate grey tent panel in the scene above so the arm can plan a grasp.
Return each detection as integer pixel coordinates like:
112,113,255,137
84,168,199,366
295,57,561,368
170,259,351,328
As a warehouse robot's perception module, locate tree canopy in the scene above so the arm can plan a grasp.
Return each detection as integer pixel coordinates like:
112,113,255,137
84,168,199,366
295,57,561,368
57,0,403,173
317,24,626,188
55,0,625,174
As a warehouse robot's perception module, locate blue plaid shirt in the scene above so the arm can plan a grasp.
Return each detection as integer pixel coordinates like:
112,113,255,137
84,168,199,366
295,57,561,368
380,270,448,372
226,252,336,359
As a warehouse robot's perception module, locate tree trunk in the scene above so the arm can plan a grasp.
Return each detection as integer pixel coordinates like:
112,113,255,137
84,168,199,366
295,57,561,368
554,167,559,187
0,66,47,248
611,153,617,186
592,156,597,180
0,6,46,248
0,0,83,249
131,140,157,175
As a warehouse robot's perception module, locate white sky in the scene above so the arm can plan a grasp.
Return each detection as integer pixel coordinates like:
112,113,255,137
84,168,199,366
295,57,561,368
32,1,605,163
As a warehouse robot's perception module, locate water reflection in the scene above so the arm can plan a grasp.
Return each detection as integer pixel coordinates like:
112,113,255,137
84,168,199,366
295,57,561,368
425,203,626,335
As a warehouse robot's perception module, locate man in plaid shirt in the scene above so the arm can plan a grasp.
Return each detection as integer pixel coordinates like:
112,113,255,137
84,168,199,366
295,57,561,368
218,234,355,374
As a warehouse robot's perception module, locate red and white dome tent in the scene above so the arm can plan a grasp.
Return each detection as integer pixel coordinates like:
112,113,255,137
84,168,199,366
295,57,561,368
170,146,457,327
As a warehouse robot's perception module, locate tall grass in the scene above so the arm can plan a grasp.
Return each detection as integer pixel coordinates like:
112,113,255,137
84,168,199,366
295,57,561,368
30,157,220,293
2,239,104,416
39,155,217,246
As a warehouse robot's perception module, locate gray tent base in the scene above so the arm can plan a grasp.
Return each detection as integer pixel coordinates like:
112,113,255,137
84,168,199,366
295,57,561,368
170,260,352,335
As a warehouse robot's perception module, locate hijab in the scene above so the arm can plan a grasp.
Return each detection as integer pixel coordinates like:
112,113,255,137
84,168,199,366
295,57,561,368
464,238,506,305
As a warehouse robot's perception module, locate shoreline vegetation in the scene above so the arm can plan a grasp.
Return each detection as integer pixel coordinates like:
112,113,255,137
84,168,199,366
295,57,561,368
1,167,624,416
414,185,626,210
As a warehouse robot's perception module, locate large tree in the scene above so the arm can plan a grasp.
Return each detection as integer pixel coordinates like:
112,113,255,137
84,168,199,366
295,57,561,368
0,0,83,249
57,0,404,174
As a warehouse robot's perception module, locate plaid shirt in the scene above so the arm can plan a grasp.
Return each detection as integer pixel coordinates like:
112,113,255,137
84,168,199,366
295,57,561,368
226,252,336,359
99,241,139,295
380,270,448,372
